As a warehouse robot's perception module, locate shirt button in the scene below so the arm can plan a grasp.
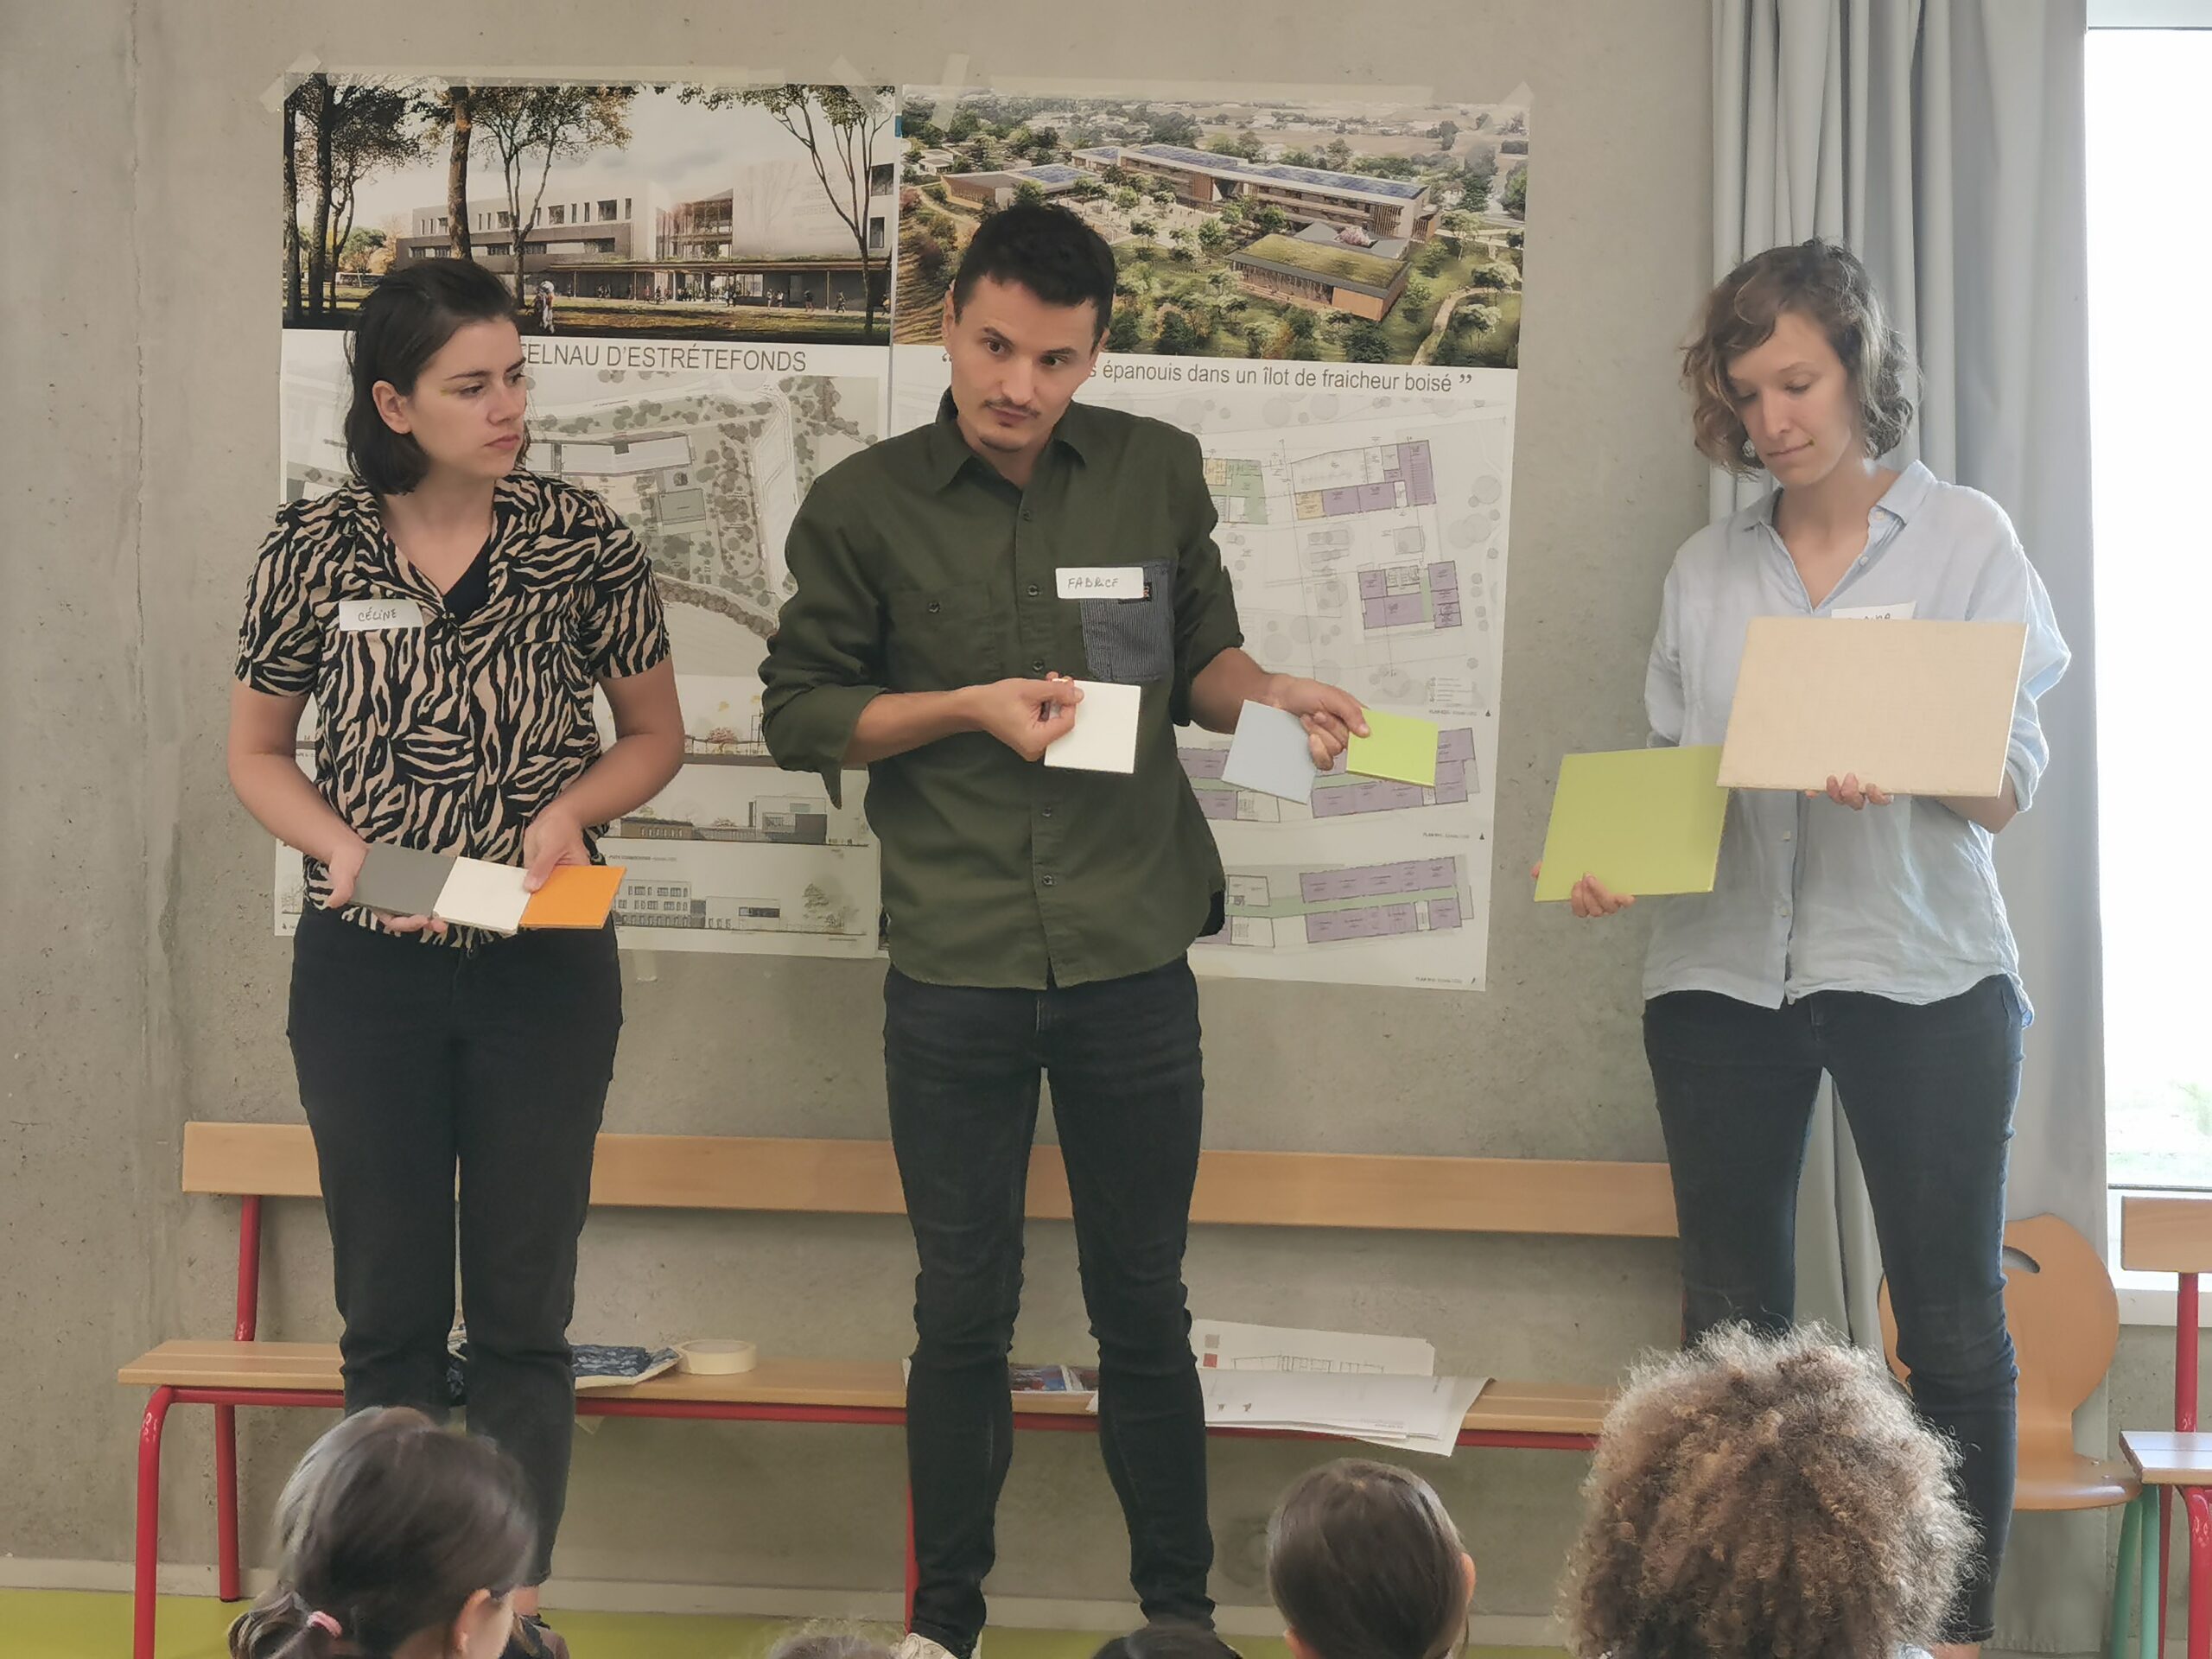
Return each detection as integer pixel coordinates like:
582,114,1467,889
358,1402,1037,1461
1031,658,1046,673
1027,582,1040,597
1021,509,1034,522
927,601,942,614
1042,874,1057,887
1041,805,1056,819
1783,831,1793,842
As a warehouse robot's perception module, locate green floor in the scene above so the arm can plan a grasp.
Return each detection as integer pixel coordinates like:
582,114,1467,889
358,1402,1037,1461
1,1597,858,1659
0,1592,1560,1659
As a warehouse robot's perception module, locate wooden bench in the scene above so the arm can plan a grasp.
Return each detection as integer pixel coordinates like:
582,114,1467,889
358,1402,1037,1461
121,1122,1675,1659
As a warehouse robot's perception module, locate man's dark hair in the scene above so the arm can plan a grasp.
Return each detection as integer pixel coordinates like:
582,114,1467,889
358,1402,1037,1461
950,204,1116,341
345,258,524,494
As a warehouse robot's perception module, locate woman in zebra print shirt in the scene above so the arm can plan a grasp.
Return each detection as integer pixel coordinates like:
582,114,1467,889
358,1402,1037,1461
227,259,682,1659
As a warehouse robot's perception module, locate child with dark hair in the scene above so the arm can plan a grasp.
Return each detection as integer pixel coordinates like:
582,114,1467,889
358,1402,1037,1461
228,1407,536,1659
1266,1459,1476,1659
1092,1624,1248,1659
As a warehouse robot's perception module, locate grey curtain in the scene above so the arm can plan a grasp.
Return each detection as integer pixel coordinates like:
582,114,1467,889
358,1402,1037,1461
1708,3,2105,1651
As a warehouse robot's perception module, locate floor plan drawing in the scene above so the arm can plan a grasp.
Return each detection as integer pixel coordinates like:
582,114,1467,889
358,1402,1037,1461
1200,856,1474,969
1182,728,1479,825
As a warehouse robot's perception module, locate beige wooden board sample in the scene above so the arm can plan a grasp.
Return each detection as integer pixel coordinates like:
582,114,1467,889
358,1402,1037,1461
1717,617,2027,796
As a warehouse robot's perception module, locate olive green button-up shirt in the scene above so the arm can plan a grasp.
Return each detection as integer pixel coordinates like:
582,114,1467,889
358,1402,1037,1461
760,393,1243,988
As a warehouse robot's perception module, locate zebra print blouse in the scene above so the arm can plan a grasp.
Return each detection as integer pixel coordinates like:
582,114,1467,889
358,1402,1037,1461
236,472,671,944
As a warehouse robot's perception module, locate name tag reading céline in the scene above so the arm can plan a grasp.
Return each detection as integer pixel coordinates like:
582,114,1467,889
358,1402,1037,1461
338,597,428,632
1056,567,1146,601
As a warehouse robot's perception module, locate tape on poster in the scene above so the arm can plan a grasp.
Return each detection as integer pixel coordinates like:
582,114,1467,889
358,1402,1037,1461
928,56,974,126
677,1339,758,1376
262,62,800,95
259,53,323,114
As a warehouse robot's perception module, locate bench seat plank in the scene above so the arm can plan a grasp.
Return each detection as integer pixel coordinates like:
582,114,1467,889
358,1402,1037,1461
181,1122,1678,1238
118,1340,1614,1436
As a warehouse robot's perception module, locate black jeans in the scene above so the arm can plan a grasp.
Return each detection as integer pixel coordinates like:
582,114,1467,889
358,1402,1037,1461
885,959,1213,1658
287,906,623,1584
1644,975,2024,1644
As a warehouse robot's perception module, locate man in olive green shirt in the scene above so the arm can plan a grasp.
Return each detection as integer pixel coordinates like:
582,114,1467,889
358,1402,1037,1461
761,205,1363,1659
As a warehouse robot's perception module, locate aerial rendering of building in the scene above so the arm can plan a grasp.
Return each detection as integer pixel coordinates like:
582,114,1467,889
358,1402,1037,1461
1226,221,1414,319
941,162,1090,209
1071,143,1436,241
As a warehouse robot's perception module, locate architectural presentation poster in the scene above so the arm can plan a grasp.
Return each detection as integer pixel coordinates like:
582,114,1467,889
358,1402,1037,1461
269,75,1528,988
271,75,894,956
892,91,1529,988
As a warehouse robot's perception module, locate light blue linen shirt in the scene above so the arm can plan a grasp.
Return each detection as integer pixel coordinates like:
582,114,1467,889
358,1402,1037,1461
1642,461,2070,1012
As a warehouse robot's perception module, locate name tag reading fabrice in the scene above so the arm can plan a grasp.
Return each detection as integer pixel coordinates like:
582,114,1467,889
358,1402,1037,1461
1056,567,1147,601
338,597,428,632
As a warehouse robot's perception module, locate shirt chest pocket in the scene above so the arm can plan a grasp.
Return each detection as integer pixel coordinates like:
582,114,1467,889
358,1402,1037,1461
885,582,1003,690
323,606,431,704
1077,558,1174,685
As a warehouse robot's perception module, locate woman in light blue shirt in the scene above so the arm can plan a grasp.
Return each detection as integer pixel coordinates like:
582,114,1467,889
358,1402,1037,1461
1558,239,2069,1657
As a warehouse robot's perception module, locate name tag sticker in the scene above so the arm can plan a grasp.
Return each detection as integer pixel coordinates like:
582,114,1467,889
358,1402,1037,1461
338,597,428,632
1057,566,1146,601
1832,601,1917,621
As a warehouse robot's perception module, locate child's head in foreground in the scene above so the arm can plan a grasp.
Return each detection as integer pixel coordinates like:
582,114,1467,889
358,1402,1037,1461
1267,1458,1476,1659
229,1406,536,1659
770,1629,900,1659
1562,1324,1973,1659
1090,1624,1239,1659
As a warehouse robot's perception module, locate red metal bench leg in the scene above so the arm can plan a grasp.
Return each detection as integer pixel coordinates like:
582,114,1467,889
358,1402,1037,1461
905,1482,919,1631
136,1386,177,1659
2188,1488,2212,1659
216,1403,242,1601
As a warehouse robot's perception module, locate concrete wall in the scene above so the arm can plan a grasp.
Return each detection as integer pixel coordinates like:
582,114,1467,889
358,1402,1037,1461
0,0,1948,1633
2,0,165,1567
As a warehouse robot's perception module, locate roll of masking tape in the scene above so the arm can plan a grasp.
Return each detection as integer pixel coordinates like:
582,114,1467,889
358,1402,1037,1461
676,1339,758,1376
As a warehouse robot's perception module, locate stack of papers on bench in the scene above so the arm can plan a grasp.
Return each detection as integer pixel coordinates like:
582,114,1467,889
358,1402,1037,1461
1182,1318,1490,1458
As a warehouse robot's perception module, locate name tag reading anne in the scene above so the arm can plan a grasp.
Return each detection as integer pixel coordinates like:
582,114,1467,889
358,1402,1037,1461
338,597,428,632
1056,567,1146,601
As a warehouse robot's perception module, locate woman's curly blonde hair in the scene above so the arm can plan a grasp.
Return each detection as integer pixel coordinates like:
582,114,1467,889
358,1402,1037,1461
1683,238,1916,475
1561,1325,1972,1659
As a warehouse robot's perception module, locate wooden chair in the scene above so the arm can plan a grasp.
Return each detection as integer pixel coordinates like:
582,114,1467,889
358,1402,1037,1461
1876,1215,2138,1506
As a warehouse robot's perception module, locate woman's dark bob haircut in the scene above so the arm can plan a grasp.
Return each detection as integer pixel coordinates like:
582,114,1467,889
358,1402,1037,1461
344,259,525,494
